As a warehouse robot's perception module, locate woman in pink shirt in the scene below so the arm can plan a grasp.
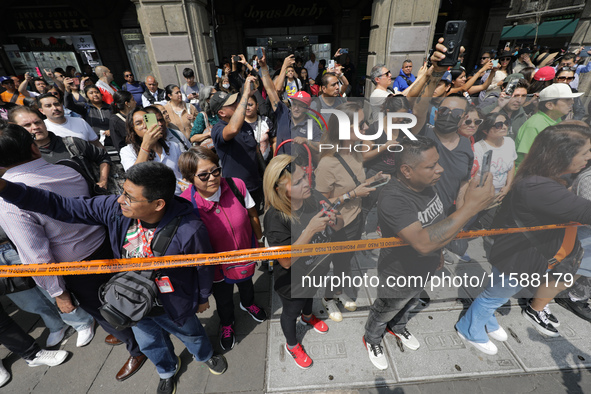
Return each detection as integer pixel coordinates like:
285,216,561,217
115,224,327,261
179,147,265,351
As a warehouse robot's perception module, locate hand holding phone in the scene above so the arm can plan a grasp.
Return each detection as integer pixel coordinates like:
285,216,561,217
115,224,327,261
217,69,223,78
368,175,390,188
479,150,493,187
143,113,158,131
438,21,467,67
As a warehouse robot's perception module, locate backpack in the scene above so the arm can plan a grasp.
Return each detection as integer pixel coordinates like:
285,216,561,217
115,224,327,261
98,215,182,330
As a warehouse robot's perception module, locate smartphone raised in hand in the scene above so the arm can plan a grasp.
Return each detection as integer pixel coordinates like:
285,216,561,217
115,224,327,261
143,113,158,130
438,20,467,67
479,149,493,187
256,47,264,60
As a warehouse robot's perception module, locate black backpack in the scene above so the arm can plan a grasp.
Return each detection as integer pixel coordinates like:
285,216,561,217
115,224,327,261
98,215,182,330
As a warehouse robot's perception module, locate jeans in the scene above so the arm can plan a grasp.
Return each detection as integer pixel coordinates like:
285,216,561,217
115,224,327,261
364,287,423,345
132,314,213,379
0,303,40,361
213,279,255,326
455,266,522,343
0,243,77,333
278,295,313,346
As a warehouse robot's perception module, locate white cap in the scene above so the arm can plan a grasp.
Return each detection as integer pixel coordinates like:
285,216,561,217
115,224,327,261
539,83,583,101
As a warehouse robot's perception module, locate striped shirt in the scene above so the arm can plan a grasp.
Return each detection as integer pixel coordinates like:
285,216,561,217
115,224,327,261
0,159,106,297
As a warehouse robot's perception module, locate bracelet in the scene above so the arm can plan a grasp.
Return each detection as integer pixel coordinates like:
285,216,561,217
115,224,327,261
140,147,151,154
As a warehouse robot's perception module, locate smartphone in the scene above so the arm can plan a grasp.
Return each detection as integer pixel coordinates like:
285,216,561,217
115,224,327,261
256,47,264,60
341,48,349,54
479,150,493,187
72,77,80,86
328,60,335,69
217,68,222,78
35,67,42,77
143,113,158,130
252,60,257,69
492,59,499,67
233,55,241,62
504,78,519,96
439,20,467,67
368,176,390,188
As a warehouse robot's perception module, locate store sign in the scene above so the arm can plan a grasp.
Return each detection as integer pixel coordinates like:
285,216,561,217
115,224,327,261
71,36,96,52
241,2,331,27
8,7,89,33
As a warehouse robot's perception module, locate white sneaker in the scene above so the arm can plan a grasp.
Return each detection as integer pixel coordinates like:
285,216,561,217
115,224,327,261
363,336,388,370
76,320,95,347
487,326,508,342
387,327,420,350
321,298,342,322
26,350,69,367
0,359,10,387
46,326,68,347
335,293,357,312
456,329,498,355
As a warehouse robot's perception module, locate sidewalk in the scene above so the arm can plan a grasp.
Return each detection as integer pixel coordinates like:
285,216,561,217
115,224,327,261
2,237,591,393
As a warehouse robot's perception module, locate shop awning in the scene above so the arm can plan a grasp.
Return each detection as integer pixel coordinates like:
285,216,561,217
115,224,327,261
501,23,536,39
525,19,579,38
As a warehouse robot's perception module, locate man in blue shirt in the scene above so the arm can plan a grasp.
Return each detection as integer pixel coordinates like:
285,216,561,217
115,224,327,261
121,71,145,107
392,60,416,93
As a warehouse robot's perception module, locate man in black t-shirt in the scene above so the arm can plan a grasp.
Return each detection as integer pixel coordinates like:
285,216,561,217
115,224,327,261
363,136,494,371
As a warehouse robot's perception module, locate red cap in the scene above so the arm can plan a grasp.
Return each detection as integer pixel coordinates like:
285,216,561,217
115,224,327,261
533,66,556,82
291,91,311,107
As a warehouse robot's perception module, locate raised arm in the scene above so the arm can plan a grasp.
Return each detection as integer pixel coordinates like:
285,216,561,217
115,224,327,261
258,49,281,112
222,75,257,141
273,55,295,93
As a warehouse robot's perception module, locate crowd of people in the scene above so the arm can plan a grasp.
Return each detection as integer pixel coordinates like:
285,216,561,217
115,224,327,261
0,36,590,393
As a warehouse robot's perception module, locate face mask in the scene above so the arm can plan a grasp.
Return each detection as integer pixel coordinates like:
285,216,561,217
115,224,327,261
222,83,230,89
435,108,463,134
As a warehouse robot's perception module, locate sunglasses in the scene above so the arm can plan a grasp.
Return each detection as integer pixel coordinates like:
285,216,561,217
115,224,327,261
481,56,490,60
493,120,511,129
378,71,391,78
124,74,133,77
275,162,292,187
500,57,511,62
463,119,483,126
557,76,575,82
559,66,577,72
438,106,465,118
196,167,222,182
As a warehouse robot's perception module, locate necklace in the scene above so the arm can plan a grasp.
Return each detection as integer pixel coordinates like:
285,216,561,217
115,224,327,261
213,202,220,214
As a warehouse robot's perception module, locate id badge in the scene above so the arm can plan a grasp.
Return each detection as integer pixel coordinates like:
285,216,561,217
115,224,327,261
155,276,175,293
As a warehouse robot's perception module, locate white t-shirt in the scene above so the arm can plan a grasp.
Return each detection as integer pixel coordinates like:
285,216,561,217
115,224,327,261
474,137,517,192
369,88,391,123
120,143,183,195
44,116,98,142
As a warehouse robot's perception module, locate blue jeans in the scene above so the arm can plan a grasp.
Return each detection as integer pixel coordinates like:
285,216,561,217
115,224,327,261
0,243,93,333
456,266,522,343
132,313,213,379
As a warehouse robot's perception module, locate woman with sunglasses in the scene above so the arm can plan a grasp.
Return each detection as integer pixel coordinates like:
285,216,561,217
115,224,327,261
456,123,591,354
178,146,266,351
263,154,342,369
473,113,516,200
481,51,513,100
315,102,384,322
120,107,183,194
458,108,484,179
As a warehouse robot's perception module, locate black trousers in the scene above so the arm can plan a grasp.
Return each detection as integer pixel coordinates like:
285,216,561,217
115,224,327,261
212,279,255,326
65,237,142,357
278,295,313,346
249,187,265,216
0,303,40,361
325,214,363,298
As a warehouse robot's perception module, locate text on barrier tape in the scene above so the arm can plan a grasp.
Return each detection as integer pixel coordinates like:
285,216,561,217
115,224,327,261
0,223,580,277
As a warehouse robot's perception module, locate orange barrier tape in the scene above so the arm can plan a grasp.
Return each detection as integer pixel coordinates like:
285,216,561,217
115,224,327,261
0,222,580,277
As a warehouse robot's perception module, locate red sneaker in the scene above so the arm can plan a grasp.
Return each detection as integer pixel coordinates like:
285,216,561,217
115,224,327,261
285,343,313,369
300,314,329,334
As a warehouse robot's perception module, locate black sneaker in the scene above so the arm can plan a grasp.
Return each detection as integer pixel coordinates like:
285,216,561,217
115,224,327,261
522,305,560,337
555,297,591,322
527,299,559,326
204,354,227,375
156,356,180,394
219,324,235,350
240,303,267,322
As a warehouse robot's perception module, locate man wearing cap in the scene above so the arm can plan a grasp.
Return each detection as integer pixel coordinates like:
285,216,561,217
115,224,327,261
512,49,534,74
210,76,265,214
0,77,27,106
515,83,583,168
479,75,529,139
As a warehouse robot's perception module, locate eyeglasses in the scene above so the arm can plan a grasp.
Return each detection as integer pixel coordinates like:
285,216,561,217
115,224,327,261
196,167,222,182
121,191,150,206
500,57,511,62
557,76,575,82
463,119,483,126
559,66,577,72
124,74,133,77
481,56,490,60
275,162,292,187
438,106,465,118
378,71,391,78
493,120,511,129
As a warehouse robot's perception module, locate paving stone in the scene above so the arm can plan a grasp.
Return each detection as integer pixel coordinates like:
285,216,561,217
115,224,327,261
385,310,524,382
266,317,397,392
498,304,591,372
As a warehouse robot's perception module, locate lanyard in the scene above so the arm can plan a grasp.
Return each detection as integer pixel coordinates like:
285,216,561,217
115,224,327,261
137,219,155,257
